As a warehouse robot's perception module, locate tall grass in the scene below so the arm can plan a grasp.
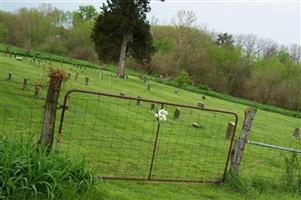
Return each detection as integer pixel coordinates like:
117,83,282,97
0,136,100,200
225,166,301,197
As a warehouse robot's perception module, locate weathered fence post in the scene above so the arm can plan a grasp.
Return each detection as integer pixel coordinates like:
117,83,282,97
230,108,257,173
22,78,27,90
39,69,66,150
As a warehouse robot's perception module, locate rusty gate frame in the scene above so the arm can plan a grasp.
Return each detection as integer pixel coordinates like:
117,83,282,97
56,89,238,183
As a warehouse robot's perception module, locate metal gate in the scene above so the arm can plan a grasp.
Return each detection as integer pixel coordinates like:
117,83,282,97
56,89,238,183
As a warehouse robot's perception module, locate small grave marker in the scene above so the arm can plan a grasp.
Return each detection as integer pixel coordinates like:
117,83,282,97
197,102,204,109
7,72,12,80
34,85,40,98
75,72,79,81
192,122,201,128
292,128,300,139
16,56,23,61
137,96,141,105
85,76,89,85
22,78,28,90
225,122,236,140
147,82,151,92
173,108,180,119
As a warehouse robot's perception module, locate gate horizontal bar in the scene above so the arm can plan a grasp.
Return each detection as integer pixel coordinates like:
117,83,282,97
99,176,221,183
63,89,238,117
247,140,301,154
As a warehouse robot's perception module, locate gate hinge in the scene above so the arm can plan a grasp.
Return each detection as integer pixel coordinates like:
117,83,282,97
57,105,68,110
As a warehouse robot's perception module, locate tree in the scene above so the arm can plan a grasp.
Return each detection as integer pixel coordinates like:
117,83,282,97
72,5,97,25
171,10,196,28
91,0,156,77
216,33,234,48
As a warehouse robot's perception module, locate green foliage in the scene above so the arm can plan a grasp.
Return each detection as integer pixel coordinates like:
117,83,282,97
174,71,192,87
153,38,175,54
0,137,99,200
75,5,97,22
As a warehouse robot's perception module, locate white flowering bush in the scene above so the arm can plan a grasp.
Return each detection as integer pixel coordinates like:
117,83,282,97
155,109,168,122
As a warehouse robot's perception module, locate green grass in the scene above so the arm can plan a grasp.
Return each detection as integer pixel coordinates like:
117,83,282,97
0,52,300,199
0,136,100,200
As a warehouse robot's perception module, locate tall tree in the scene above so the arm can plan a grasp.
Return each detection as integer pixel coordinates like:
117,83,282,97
91,0,156,77
216,33,234,48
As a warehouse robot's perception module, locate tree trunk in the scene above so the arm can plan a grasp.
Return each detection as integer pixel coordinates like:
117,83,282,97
117,34,129,78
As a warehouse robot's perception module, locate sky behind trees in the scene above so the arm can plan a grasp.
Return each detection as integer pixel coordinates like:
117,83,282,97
0,0,300,46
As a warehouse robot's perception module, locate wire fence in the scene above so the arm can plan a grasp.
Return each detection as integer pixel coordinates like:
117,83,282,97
57,90,238,182
0,78,45,143
1,54,300,187
239,111,301,190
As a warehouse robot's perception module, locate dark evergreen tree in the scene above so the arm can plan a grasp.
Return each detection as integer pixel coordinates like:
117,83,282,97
216,33,234,48
91,0,157,77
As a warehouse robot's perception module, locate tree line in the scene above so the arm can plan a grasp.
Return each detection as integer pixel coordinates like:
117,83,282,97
0,4,300,111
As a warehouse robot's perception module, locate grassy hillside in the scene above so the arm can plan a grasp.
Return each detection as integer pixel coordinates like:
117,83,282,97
0,53,300,199
1,42,300,119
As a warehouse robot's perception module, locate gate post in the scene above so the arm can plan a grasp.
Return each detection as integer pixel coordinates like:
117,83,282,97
39,69,67,150
148,103,164,180
230,108,257,173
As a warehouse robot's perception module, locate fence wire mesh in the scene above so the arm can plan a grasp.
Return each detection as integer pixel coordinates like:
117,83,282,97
239,111,301,190
0,78,45,143
57,90,238,182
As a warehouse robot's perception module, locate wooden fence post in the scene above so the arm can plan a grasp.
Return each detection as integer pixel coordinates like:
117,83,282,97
39,70,66,150
230,108,257,173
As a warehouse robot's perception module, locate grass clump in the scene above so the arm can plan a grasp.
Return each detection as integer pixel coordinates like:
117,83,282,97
0,136,100,200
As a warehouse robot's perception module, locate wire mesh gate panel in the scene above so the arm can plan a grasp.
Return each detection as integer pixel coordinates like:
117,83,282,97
57,90,238,183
